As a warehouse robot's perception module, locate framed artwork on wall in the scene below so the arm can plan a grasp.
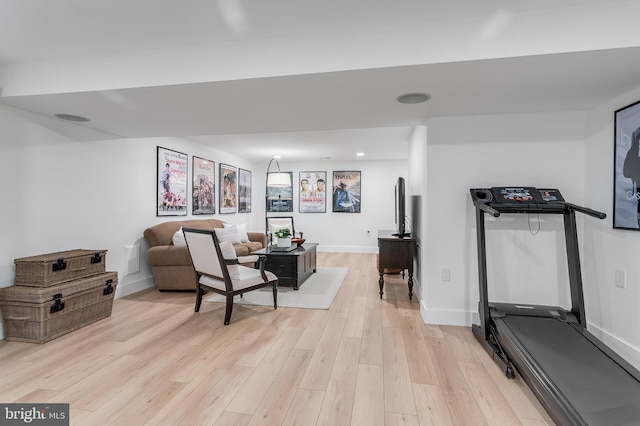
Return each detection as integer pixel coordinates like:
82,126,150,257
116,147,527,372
266,171,293,212
614,100,640,230
238,168,252,213
220,163,237,214
299,171,327,213
332,170,361,213
157,146,188,216
192,156,215,215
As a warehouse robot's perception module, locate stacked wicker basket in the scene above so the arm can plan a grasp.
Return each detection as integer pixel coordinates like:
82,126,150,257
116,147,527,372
0,249,118,344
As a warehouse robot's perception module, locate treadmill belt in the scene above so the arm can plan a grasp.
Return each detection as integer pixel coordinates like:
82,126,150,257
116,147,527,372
501,315,640,425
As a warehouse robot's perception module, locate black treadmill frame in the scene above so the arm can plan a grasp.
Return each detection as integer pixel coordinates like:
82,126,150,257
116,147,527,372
470,188,640,425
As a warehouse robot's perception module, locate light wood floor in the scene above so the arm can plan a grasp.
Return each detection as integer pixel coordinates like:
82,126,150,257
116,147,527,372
0,252,553,425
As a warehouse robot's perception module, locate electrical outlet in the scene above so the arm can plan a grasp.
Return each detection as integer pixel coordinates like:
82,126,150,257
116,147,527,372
441,268,451,282
615,269,626,289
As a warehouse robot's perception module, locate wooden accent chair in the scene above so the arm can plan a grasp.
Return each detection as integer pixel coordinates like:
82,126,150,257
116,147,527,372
265,216,303,245
182,227,278,325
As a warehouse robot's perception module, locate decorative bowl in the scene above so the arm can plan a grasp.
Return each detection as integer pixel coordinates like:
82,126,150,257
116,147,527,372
291,238,306,246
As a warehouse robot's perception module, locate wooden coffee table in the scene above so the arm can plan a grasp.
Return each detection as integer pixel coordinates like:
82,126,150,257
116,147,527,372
252,243,318,290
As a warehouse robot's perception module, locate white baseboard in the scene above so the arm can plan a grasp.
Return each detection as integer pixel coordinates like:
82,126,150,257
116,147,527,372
420,301,475,327
588,323,640,371
115,276,155,298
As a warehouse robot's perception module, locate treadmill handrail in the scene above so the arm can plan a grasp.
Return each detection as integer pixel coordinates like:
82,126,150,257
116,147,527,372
564,202,607,220
475,202,501,217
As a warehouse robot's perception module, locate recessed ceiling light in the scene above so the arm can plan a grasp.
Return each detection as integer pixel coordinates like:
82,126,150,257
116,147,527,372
54,113,90,122
273,155,281,159
356,152,365,157
396,93,431,104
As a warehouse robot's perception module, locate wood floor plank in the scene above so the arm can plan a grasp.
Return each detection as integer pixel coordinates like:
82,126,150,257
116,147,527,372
281,388,325,426
359,307,384,366
426,336,488,425
400,315,441,385
342,295,367,338
412,383,455,426
226,326,304,415
351,364,384,426
463,326,552,423
298,316,347,390
178,365,255,425
459,360,522,425
382,326,417,416
247,348,314,426
315,336,361,426
384,412,420,426
213,411,252,425
108,380,187,425
294,309,330,351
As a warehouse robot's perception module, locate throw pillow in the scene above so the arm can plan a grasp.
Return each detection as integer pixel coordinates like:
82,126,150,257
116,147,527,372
172,227,186,246
223,223,250,243
215,227,242,245
219,241,237,260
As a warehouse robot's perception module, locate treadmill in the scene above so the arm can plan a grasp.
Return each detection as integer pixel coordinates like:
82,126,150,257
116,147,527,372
470,187,640,426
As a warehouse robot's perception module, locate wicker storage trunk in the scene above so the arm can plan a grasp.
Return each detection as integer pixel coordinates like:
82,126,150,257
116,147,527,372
14,249,107,287
0,271,117,343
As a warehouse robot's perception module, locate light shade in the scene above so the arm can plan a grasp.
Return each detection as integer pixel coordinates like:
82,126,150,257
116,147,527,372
267,172,291,187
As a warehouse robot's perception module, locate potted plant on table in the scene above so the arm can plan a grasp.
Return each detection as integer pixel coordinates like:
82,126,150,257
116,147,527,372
274,227,292,248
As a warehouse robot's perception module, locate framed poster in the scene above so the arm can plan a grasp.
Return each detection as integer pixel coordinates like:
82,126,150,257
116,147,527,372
220,163,237,214
299,171,327,213
238,168,252,213
192,156,215,215
332,171,361,213
266,171,293,212
157,146,188,216
614,100,640,230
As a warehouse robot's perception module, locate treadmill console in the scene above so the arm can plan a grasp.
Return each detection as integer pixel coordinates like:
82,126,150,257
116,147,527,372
470,187,565,212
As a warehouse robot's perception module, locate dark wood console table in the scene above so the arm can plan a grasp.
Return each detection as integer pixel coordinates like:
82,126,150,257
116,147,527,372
253,243,318,290
377,230,416,300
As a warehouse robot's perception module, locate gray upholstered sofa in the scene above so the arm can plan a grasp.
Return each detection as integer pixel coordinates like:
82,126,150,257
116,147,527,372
143,219,266,291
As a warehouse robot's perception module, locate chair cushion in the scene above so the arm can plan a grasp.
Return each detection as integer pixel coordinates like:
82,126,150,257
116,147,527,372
199,266,277,291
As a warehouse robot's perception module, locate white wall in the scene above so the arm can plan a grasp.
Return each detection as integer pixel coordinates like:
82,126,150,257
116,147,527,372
408,125,426,300
264,159,408,253
583,86,640,368
422,112,587,326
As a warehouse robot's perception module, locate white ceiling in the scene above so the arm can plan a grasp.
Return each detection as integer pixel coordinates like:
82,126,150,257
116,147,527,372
1,0,639,161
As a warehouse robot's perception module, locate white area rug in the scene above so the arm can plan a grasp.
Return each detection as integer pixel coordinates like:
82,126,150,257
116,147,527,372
206,267,348,309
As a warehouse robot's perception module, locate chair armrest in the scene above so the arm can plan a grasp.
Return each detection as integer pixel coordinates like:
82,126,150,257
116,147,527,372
224,255,259,266
256,255,268,281
237,255,259,264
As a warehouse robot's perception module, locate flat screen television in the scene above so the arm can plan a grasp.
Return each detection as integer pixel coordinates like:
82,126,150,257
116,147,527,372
394,177,410,237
